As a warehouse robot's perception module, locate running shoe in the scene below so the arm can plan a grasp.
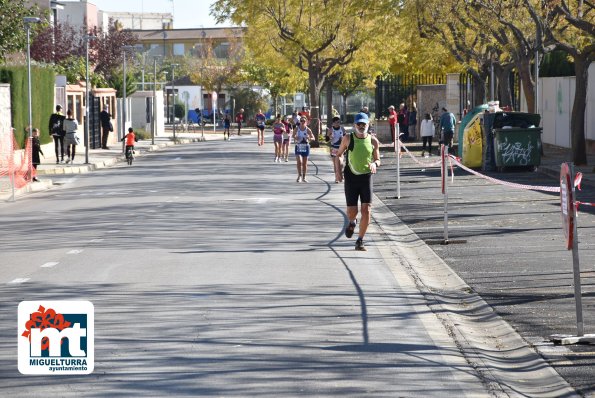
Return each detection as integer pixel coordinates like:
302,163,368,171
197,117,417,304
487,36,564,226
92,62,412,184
284,158,288,162
302,176,308,183
344,220,357,238
296,175,301,182
355,238,366,251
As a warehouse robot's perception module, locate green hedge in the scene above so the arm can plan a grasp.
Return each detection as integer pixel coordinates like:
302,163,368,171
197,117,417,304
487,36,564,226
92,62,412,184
0,66,55,147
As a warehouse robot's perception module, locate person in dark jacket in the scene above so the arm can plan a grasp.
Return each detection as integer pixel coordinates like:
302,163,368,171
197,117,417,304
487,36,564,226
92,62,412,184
31,128,43,182
99,105,112,149
48,104,65,163
408,103,418,140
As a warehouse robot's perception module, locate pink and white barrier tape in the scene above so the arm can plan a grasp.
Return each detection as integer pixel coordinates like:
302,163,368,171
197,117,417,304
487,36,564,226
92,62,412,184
398,142,586,196
447,155,562,192
399,141,442,167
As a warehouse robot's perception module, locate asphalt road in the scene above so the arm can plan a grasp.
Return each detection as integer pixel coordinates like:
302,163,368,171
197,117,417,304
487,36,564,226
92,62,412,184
0,136,500,397
374,144,595,397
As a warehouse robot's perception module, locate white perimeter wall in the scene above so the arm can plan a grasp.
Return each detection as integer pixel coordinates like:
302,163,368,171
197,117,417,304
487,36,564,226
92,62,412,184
524,63,595,149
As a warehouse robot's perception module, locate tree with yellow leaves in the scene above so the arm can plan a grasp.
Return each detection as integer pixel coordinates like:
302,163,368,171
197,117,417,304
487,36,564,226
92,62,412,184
212,0,398,141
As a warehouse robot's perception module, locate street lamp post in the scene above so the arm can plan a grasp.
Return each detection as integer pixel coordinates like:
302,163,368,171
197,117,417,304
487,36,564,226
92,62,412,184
24,17,41,181
170,63,179,140
84,35,96,164
152,56,161,145
122,45,135,153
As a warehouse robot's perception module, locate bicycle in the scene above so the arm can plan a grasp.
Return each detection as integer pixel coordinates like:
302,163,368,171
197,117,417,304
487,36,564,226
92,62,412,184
125,146,134,165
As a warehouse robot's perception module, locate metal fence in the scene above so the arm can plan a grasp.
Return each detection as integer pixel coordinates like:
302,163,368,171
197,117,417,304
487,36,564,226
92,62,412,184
459,72,521,113
375,74,446,118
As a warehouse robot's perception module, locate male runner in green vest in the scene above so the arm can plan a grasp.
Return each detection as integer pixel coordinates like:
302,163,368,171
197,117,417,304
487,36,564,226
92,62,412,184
335,112,381,251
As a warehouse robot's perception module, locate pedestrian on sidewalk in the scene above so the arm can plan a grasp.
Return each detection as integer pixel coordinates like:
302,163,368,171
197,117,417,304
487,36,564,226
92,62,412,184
223,113,231,140
63,109,79,164
293,116,315,182
398,103,409,141
326,116,346,183
440,107,456,153
235,108,244,136
388,105,397,145
31,127,43,181
100,105,112,149
272,114,285,162
48,105,65,164
408,103,418,140
335,112,381,251
255,109,266,146
420,113,434,157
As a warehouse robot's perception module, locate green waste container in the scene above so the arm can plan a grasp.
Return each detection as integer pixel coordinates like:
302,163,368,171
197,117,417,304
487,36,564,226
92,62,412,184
492,112,542,169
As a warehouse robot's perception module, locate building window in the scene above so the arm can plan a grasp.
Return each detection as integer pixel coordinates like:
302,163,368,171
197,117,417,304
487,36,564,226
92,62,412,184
173,43,185,56
213,43,230,59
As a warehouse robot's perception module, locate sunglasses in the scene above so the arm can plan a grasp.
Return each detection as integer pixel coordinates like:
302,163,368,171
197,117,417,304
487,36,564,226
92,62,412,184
356,123,367,128
300,119,307,123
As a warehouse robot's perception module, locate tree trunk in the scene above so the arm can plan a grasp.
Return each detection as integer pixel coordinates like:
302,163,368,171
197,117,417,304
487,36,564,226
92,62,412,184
518,57,535,113
325,79,334,128
274,95,279,115
342,94,348,121
471,71,487,107
571,55,589,165
494,64,513,108
307,64,325,145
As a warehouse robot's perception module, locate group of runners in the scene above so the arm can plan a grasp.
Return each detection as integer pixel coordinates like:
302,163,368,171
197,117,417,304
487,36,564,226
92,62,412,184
228,110,379,251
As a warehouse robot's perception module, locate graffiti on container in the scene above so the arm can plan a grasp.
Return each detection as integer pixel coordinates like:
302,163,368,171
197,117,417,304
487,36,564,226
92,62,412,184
498,138,533,165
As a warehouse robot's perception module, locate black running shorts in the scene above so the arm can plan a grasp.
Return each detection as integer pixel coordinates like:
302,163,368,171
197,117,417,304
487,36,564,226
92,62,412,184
344,167,373,206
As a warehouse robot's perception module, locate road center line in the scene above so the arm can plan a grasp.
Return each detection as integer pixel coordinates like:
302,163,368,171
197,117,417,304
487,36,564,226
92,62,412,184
8,278,30,284
41,262,59,268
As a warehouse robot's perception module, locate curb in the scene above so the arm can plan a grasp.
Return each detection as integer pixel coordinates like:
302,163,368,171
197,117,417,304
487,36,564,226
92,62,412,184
0,178,53,202
35,137,203,176
1,137,203,201
371,195,578,397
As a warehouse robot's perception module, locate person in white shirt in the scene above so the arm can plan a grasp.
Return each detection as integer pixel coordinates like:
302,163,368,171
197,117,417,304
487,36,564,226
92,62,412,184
420,113,435,157
63,109,79,164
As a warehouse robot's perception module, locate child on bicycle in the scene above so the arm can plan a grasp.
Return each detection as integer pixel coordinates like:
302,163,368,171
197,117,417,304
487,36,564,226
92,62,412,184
121,127,138,156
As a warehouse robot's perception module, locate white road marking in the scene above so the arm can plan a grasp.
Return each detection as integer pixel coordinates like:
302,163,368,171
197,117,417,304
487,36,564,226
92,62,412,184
67,249,84,254
107,230,120,233
9,278,30,284
224,197,274,204
41,262,59,268
89,238,104,243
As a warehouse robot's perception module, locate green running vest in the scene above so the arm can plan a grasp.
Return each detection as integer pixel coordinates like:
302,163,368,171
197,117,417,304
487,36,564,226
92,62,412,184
347,132,373,175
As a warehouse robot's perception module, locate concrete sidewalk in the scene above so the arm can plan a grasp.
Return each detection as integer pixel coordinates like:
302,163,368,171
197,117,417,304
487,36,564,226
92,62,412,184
0,129,254,201
374,139,595,396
